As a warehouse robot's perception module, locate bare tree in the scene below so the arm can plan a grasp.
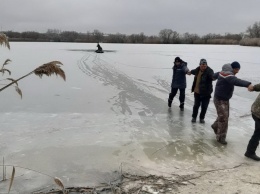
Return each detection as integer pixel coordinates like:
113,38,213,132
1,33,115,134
46,29,61,42
128,32,146,43
60,31,79,42
107,33,127,43
182,32,199,44
93,29,104,42
246,22,260,38
144,35,160,44
171,31,180,43
21,31,40,40
159,29,174,44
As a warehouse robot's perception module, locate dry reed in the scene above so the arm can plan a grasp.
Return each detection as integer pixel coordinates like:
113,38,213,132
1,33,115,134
0,61,66,94
1,163,66,193
54,177,65,190
14,86,22,98
34,61,66,81
0,33,66,97
8,166,15,194
0,33,10,49
0,59,12,76
1,33,67,192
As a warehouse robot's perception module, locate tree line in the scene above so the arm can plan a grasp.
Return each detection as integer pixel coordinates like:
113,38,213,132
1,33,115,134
2,21,260,46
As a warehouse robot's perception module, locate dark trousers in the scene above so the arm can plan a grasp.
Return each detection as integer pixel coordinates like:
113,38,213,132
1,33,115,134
246,114,260,155
168,88,185,105
192,93,210,120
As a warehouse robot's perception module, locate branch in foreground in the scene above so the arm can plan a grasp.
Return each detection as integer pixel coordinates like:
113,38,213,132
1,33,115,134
195,163,245,173
0,61,66,95
242,180,260,185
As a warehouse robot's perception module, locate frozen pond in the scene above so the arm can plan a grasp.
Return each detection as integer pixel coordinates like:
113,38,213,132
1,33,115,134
0,42,260,192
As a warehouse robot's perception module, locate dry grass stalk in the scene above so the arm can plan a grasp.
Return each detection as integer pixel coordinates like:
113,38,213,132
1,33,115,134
1,59,12,76
2,59,11,70
8,166,15,194
0,72,32,93
54,177,64,189
1,33,65,97
34,61,66,81
0,68,11,76
2,157,5,181
54,177,65,193
6,78,18,86
0,61,66,93
0,164,66,193
15,86,22,99
0,33,10,49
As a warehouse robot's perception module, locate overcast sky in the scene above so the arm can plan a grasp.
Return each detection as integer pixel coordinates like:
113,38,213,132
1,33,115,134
1,0,260,36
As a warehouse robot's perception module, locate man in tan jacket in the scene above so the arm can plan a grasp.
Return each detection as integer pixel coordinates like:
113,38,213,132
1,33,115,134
245,84,260,161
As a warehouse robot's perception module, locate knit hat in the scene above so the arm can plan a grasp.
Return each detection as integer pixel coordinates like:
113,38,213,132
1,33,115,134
174,57,181,62
221,64,233,74
231,61,240,69
200,59,207,65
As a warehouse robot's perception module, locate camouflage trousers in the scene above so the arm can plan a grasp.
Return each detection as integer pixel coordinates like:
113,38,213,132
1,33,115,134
211,98,229,141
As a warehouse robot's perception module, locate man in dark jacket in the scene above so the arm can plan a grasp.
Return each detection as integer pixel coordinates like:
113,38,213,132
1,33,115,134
97,43,102,51
168,57,189,111
189,59,214,123
211,62,252,144
245,83,260,161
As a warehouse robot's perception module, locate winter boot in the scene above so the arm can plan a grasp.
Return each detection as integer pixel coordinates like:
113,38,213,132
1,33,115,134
179,102,184,111
168,93,174,108
168,99,173,108
211,124,217,134
217,138,227,145
244,153,260,161
200,119,205,123
245,141,259,160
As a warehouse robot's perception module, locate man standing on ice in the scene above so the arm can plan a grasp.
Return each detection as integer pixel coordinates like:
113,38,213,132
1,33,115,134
211,62,252,145
188,59,214,123
168,57,189,111
245,83,260,161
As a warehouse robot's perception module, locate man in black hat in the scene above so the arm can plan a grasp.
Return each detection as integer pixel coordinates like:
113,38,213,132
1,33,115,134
188,59,214,123
168,57,189,111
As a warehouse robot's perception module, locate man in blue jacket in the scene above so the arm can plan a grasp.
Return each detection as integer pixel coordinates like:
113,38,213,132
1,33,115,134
168,57,189,110
212,62,252,144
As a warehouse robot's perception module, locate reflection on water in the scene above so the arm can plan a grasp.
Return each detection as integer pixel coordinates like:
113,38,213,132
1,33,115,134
140,107,229,166
143,139,226,165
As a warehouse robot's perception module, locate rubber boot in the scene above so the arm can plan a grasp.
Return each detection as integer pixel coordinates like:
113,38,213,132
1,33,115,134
245,140,259,161
179,102,184,111
168,93,173,108
244,153,260,161
168,99,172,108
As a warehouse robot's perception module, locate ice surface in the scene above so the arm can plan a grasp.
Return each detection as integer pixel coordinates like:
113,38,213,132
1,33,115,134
0,42,260,192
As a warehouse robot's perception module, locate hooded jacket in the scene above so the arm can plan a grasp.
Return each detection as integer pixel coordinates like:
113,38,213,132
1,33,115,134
213,64,251,101
171,61,189,89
